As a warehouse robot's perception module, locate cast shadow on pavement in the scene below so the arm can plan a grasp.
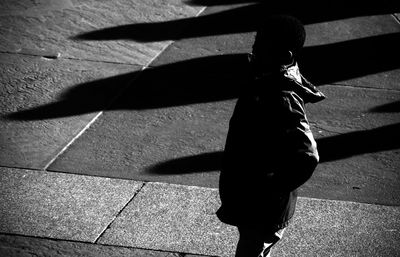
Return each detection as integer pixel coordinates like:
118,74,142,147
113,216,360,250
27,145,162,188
5,33,400,120
146,123,400,174
72,1,399,42
370,101,400,113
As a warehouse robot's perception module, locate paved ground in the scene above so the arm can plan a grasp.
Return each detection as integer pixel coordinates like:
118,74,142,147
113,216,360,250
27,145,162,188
1,0,400,256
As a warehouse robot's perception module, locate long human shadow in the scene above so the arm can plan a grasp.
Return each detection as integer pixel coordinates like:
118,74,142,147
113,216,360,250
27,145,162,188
146,122,400,174
5,33,400,120
370,101,400,113
73,1,399,42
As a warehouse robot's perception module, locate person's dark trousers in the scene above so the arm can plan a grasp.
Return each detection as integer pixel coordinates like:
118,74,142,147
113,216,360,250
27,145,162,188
235,226,285,257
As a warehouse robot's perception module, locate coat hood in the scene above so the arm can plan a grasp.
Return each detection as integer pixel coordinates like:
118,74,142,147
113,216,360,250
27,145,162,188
281,62,326,104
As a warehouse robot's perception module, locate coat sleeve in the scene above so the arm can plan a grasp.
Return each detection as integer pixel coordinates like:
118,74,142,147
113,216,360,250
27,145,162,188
269,91,319,193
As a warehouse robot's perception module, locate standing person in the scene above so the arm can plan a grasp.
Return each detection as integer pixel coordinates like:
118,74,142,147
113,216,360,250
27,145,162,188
217,15,325,257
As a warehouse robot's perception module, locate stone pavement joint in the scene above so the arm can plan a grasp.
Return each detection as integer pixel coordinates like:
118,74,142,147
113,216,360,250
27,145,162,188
0,167,144,243
0,233,184,257
1,174,399,256
97,182,400,257
94,182,148,244
44,7,205,170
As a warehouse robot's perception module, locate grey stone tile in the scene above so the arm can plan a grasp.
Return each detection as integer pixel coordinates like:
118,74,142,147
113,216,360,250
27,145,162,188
97,183,400,257
303,85,400,205
0,0,204,65
302,15,400,90
48,83,400,205
48,100,234,188
154,12,400,90
45,8,400,206
150,4,255,67
308,85,400,133
0,234,180,257
0,53,141,169
97,182,238,257
305,15,400,46
273,198,400,257
0,167,143,242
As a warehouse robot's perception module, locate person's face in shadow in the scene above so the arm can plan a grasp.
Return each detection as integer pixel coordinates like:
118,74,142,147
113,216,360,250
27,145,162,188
250,42,294,77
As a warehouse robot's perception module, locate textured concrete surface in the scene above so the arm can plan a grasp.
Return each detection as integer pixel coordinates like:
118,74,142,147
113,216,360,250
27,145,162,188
46,4,400,206
47,72,400,205
273,198,400,257
97,183,400,257
301,86,400,205
0,234,182,257
0,53,141,169
0,167,143,242
97,182,238,257
48,99,234,187
1,1,400,256
148,4,256,67
0,0,204,65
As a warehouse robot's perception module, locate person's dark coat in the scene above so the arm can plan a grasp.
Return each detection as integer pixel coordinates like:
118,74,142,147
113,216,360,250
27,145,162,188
217,62,325,229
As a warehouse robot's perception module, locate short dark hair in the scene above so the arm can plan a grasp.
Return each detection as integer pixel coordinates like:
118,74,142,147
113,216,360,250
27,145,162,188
252,15,306,55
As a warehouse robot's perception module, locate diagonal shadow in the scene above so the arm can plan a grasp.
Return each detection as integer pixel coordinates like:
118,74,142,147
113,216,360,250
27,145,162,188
73,1,399,43
146,123,400,174
299,32,400,85
370,101,400,113
5,54,248,120
5,33,400,121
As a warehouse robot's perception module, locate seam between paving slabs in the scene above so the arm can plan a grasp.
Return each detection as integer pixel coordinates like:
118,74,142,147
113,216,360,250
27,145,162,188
0,50,139,66
93,182,147,244
326,83,400,92
42,6,208,171
0,231,195,256
392,14,400,24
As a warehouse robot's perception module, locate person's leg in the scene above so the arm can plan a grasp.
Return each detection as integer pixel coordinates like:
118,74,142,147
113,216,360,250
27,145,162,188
235,226,285,257
235,226,265,257
260,228,285,257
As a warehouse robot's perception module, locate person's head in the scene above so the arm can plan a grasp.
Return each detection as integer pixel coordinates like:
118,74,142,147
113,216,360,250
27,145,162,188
250,15,306,74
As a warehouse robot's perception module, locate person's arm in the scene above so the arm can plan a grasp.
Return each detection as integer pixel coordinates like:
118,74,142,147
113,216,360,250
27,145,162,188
268,91,319,193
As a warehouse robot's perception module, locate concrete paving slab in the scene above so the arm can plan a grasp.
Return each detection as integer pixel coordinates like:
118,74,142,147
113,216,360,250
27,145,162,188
273,198,400,257
305,14,400,46
148,4,255,67
48,99,234,188
299,14,400,89
0,53,141,169
302,85,400,205
97,182,238,257
97,183,400,257
153,9,400,90
308,85,400,133
47,80,400,205
0,0,204,65
0,234,180,257
0,167,143,242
